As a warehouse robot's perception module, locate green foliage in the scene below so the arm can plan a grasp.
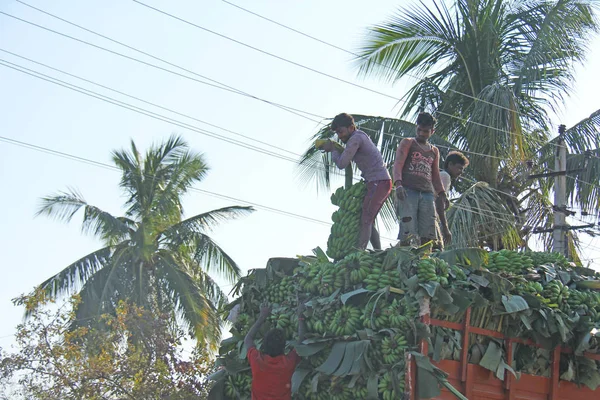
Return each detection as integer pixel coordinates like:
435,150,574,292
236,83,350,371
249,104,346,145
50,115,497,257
31,135,254,348
1,291,214,400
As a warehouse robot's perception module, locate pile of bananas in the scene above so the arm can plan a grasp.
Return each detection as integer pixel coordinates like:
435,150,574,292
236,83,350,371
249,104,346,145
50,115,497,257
232,312,253,334
329,377,354,400
337,251,372,285
268,309,295,338
378,370,406,400
327,182,367,260
363,268,402,290
329,305,362,336
450,264,467,281
417,257,450,285
316,264,344,296
542,280,570,310
265,276,294,304
387,298,415,330
527,251,570,268
298,260,333,294
518,281,544,296
381,334,407,364
567,290,600,321
487,250,534,275
300,379,329,400
224,373,251,399
362,301,389,330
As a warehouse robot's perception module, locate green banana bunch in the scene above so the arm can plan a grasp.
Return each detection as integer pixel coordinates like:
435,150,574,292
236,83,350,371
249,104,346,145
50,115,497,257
298,261,330,293
527,251,570,269
224,373,251,399
417,257,449,285
381,334,407,364
516,281,544,296
268,310,295,338
329,305,362,336
363,269,382,291
567,289,589,312
487,250,535,275
542,280,570,309
387,298,414,330
362,302,389,330
327,182,367,260
338,251,372,285
232,313,253,334
265,276,294,304
315,263,342,296
378,370,406,400
329,377,353,400
450,264,467,281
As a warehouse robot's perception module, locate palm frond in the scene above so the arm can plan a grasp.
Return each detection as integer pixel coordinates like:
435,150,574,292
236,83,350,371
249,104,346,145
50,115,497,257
164,231,243,284
70,261,131,328
35,246,114,306
447,182,520,250
566,148,600,212
355,1,461,83
155,251,221,348
162,206,255,237
563,108,600,153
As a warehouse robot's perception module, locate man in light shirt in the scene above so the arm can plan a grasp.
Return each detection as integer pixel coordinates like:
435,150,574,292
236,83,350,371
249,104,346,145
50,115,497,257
320,113,392,250
436,151,469,245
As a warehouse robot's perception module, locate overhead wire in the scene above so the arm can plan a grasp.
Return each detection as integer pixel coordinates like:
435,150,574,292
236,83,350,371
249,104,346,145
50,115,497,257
0,9,325,125
2,5,564,162
0,62,575,240
4,4,597,238
219,0,528,118
220,0,600,159
0,133,401,243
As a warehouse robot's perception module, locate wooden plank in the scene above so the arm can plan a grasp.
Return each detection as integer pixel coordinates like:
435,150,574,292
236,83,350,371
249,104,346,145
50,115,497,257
550,346,561,400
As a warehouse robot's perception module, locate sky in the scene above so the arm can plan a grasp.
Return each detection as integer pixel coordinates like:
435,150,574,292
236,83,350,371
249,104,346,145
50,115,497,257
1,0,599,351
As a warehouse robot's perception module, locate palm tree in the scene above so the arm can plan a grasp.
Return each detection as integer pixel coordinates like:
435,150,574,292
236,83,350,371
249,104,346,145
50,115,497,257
34,135,253,348
298,0,600,253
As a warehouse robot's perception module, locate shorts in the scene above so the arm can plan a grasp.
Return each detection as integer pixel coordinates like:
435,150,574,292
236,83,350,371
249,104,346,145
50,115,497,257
396,188,437,242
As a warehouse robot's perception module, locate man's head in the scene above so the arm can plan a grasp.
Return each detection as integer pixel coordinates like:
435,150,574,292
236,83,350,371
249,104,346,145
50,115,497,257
263,328,286,357
415,112,436,144
331,113,356,143
444,151,469,179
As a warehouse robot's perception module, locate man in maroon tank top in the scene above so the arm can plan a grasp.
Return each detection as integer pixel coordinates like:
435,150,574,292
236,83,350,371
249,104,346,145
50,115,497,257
320,113,392,250
393,112,447,246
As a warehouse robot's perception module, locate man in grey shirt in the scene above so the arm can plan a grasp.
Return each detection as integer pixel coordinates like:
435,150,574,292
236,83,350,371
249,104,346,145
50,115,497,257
321,113,392,250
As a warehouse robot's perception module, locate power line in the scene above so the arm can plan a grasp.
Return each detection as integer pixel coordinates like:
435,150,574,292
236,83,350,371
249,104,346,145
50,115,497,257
219,0,526,118
0,60,339,172
0,133,326,226
4,5,557,159
0,8,324,125
0,48,305,159
132,0,400,102
0,134,400,245
3,6,589,192
0,59,582,234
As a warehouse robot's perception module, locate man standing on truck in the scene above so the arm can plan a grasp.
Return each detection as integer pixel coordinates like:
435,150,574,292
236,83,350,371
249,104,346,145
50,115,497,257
319,113,392,251
244,303,307,400
436,151,469,246
393,112,447,246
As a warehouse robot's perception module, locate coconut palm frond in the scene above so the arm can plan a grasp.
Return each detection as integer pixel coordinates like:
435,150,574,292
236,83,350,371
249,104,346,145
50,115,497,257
447,182,519,250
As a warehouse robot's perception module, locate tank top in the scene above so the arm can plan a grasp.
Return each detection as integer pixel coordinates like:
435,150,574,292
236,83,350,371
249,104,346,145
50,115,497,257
402,139,436,193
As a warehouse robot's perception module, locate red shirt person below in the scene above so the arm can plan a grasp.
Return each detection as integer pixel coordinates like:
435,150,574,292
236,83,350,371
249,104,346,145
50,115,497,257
247,346,301,400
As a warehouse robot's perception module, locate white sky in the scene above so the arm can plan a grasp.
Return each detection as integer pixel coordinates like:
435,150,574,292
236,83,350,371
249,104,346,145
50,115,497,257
1,0,599,349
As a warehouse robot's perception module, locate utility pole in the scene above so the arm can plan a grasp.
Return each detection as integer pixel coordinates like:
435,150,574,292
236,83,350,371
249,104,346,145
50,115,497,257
553,125,567,256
